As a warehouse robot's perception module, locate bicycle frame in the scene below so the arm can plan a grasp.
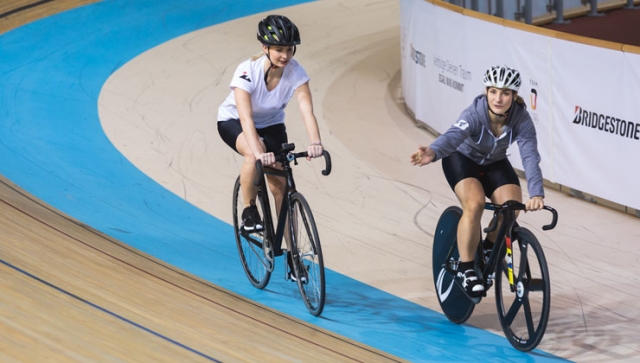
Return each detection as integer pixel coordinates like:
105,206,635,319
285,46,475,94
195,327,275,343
255,162,295,257
254,143,331,257
482,200,558,292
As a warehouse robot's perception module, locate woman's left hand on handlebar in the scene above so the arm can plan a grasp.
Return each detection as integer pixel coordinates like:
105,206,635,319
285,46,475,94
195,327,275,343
526,196,544,211
307,143,324,160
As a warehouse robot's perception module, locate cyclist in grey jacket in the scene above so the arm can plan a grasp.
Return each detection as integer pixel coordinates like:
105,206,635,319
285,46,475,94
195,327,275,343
410,65,544,297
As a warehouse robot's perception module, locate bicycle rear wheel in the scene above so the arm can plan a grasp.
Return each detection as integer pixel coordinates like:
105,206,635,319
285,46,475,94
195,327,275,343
288,192,325,316
432,206,475,324
494,227,550,352
232,176,272,289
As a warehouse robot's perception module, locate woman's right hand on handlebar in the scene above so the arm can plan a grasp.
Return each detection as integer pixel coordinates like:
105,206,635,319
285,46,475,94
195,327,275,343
410,146,436,166
257,152,276,167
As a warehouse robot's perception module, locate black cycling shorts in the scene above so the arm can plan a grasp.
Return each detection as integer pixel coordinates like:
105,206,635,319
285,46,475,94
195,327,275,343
441,152,520,199
218,119,288,154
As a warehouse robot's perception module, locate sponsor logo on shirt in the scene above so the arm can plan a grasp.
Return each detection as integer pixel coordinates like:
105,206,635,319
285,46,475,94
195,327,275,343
454,119,469,130
239,72,251,82
270,102,287,110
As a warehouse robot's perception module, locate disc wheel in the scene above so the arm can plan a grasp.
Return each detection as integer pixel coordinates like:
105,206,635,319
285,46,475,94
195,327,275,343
432,206,475,324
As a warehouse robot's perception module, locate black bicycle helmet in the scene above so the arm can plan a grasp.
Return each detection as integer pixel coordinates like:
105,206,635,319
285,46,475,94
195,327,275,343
257,15,301,46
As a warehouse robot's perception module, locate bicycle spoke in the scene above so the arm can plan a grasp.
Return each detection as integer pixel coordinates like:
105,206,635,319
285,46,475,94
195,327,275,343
529,278,545,292
289,193,325,316
523,297,536,338
247,237,272,270
503,291,522,325
232,176,272,289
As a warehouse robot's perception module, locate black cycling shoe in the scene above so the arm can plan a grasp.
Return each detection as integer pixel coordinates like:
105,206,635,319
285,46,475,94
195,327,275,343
286,254,308,283
241,204,263,231
458,268,485,297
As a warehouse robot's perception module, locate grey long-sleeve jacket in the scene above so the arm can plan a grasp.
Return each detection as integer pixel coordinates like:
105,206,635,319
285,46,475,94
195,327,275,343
430,94,544,198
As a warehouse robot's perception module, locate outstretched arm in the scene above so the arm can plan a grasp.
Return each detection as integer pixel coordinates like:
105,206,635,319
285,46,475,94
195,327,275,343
410,146,436,166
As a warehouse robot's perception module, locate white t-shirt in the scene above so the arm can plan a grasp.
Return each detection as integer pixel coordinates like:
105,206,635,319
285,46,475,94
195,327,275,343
217,55,310,128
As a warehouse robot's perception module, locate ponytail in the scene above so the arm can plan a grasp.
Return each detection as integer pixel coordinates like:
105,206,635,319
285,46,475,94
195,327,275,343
515,95,527,110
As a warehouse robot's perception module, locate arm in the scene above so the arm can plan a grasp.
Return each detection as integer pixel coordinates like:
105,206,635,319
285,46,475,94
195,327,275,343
411,117,474,167
295,81,323,159
235,87,274,164
515,117,545,211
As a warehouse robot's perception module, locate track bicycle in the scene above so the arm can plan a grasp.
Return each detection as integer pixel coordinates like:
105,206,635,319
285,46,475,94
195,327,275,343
232,142,331,316
432,200,558,351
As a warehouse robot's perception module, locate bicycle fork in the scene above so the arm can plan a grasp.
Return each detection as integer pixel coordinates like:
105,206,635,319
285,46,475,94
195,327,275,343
505,235,515,292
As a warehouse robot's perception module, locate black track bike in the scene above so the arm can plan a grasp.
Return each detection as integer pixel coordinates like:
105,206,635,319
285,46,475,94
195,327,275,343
232,143,331,316
432,200,558,351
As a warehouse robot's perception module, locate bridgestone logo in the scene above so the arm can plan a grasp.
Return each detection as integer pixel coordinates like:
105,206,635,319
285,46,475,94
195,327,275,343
573,106,640,141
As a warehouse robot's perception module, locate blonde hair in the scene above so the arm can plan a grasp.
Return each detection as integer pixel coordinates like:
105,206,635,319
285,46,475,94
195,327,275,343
251,51,265,61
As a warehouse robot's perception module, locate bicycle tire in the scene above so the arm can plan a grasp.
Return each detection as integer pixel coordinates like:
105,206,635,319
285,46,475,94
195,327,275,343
232,176,272,289
432,206,475,324
288,192,325,316
494,226,551,352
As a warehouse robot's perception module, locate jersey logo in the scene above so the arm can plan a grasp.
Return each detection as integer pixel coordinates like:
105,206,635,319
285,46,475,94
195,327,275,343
453,119,469,130
239,72,251,82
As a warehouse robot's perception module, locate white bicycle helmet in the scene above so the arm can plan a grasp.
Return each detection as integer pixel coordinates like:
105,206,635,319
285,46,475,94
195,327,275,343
483,65,521,91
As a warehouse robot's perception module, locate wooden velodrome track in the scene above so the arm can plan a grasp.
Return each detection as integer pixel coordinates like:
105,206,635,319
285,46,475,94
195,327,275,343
2,0,640,362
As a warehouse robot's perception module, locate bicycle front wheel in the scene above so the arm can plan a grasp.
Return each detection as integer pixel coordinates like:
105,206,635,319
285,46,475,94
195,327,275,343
495,227,551,352
232,176,272,289
289,192,325,316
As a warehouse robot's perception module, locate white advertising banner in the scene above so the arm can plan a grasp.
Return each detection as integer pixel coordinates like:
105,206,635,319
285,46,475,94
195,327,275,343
400,0,640,210
550,38,640,209
503,26,554,182
399,0,419,116
428,6,472,131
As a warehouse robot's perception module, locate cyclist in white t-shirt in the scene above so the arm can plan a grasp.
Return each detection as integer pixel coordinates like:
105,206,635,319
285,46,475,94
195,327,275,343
218,14,323,231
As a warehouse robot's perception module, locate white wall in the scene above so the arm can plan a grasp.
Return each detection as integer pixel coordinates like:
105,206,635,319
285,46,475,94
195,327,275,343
401,0,640,210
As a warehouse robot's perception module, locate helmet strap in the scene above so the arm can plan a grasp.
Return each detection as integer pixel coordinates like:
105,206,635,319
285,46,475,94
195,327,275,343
264,47,277,85
263,46,292,86
488,106,508,118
